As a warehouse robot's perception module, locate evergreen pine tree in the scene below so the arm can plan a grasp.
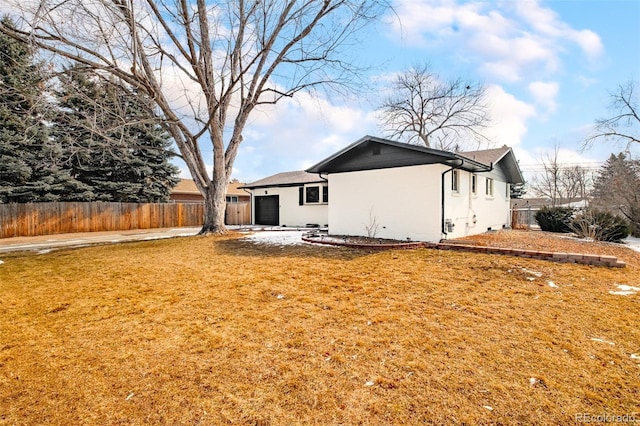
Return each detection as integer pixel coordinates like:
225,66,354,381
591,153,640,236
53,67,179,202
0,16,45,202
510,182,527,199
0,16,88,202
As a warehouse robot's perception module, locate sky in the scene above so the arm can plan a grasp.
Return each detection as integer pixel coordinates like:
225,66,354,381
3,0,636,188
199,0,640,187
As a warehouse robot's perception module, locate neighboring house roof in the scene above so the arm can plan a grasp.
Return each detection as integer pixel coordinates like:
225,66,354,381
171,179,249,196
306,135,524,183
227,181,250,197
510,198,551,209
171,178,201,195
510,197,587,209
241,171,326,189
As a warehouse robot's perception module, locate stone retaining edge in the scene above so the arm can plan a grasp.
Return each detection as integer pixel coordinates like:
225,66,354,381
301,236,626,268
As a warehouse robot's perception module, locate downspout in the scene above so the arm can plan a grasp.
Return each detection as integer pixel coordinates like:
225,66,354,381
317,173,328,229
441,159,464,240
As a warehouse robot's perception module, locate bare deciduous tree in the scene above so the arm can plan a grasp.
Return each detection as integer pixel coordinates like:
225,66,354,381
530,144,592,206
376,62,489,150
1,0,386,233
585,80,639,150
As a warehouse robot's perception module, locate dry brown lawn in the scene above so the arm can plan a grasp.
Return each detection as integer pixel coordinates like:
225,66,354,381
0,230,639,425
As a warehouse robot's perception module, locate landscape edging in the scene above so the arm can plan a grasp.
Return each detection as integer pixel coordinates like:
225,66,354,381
301,236,626,268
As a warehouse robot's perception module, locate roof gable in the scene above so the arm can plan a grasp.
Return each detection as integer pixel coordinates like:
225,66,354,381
460,146,524,184
306,135,490,174
306,136,525,184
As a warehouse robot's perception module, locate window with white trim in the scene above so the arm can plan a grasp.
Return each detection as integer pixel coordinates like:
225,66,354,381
486,178,494,197
303,185,328,204
452,170,460,193
306,186,320,203
226,196,238,203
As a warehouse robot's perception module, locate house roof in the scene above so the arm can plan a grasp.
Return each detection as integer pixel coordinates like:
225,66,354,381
227,181,250,196
459,146,525,184
171,179,248,196
306,135,525,183
171,179,200,195
510,197,587,209
241,171,326,189
459,146,510,165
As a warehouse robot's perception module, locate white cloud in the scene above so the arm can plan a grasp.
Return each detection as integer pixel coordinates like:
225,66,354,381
512,0,603,60
528,81,559,114
233,93,378,182
483,84,536,147
388,0,603,82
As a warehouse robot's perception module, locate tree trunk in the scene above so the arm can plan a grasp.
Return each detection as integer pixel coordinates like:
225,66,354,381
200,180,228,234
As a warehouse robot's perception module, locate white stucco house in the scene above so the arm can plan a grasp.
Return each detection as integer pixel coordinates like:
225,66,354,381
241,170,328,227
244,135,524,241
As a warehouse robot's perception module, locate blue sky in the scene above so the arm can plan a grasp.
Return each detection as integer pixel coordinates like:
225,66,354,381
216,0,640,186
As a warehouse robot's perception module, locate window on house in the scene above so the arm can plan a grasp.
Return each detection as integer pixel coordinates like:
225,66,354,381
471,175,477,194
506,183,510,198
486,178,494,196
306,186,320,203
225,196,238,203
322,186,328,203
452,170,460,192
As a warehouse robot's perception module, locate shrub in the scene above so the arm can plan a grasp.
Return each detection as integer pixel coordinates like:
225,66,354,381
570,209,631,243
534,206,574,233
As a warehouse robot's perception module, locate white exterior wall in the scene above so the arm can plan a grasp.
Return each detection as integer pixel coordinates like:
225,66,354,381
328,165,511,242
328,165,444,242
251,184,328,227
443,170,511,240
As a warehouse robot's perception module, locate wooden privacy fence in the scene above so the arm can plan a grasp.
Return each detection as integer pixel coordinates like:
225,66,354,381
225,202,251,226
511,208,540,230
0,202,205,239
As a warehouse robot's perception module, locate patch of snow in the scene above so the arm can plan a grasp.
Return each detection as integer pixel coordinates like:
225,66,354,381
483,405,493,411
243,231,307,246
590,337,615,345
522,268,543,277
547,281,558,288
0,260,4,265
630,354,640,360
37,249,52,255
364,381,375,387
623,236,640,252
609,284,640,296
276,294,285,300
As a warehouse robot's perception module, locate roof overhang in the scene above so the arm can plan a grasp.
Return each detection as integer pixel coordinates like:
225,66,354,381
306,135,492,174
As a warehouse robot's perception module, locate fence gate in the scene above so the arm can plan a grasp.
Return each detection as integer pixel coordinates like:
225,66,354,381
225,202,251,226
511,208,540,230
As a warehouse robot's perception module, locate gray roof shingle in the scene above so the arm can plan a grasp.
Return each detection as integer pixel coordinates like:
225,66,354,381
241,171,325,189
